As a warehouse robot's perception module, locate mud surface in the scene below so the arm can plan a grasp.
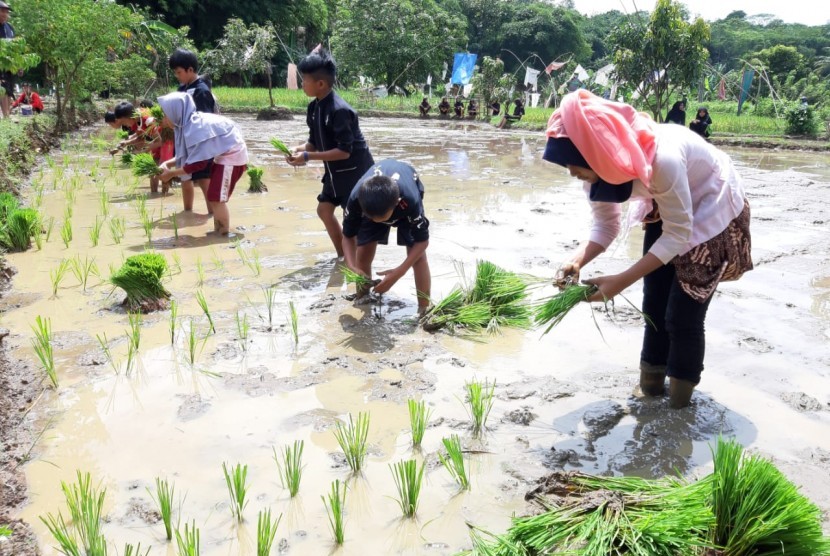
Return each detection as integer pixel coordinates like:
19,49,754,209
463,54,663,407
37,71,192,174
1,117,829,554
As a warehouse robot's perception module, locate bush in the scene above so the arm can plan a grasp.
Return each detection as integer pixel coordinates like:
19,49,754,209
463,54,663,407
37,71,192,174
784,104,819,136
752,98,778,118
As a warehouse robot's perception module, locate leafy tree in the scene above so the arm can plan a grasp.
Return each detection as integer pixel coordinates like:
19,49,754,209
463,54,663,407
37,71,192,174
469,56,513,113
0,38,40,75
610,0,710,120
331,0,467,89
105,55,157,103
204,19,279,106
752,45,805,80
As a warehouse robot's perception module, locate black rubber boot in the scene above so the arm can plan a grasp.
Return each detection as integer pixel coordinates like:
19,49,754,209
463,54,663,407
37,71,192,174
669,377,696,409
639,361,667,396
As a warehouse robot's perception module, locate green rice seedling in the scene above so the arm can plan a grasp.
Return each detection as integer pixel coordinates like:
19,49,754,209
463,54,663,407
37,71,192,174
61,471,108,556
44,216,55,242
185,319,206,365
171,210,179,240
95,333,119,374
322,480,346,545
50,258,72,297
140,208,154,243
175,520,200,556
262,285,277,331
60,217,73,248
407,399,432,448
40,512,82,556
120,152,134,167
88,216,104,247
99,189,109,217
195,290,215,334
147,477,176,541
533,284,598,336
0,525,11,537
110,253,171,311
209,247,224,271
340,265,374,289
132,153,162,178
463,379,495,437
247,248,262,276
438,435,469,490
0,191,19,219
170,299,178,344
247,167,267,193
123,543,150,556
390,459,425,518
222,462,249,523
269,137,293,156
70,254,98,292
125,312,141,373
235,311,249,351
31,316,57,388
171,252,183,274
109,216,125,244
64,186,76,206
0,207,41,252
333,412,370,473
288,301,298,344
195,256,206,287
273,440,304,497
710,437,830,556
134,193,148,221
257,508,281,556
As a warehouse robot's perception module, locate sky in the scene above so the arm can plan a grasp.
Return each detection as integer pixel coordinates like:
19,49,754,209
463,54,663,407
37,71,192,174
569,0,830,26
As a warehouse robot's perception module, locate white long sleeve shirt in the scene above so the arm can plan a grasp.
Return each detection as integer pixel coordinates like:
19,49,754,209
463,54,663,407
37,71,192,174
587,124,746,264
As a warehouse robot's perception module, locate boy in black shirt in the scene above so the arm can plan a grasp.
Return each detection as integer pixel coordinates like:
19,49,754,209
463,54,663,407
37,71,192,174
168,48,216,213
288,49,374,258
341,159,431,314
438,97,450,117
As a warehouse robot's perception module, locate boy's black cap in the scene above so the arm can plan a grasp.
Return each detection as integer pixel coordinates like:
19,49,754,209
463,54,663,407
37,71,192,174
0,1,12,10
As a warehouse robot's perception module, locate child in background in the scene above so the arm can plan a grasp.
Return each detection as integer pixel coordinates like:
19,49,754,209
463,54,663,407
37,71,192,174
467,98,478,119
418,97,431,117
11,83,44,114
157,92,248,236
341,159,431,314
438,97,450,117
287,48,374,259
107,101,168,193
169,48,216,213
453,96,464,118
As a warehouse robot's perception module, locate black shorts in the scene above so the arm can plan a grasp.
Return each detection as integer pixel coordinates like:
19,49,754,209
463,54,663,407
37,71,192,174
317,151,374,209
357,220,419,247
191,161,213,181
0,73,13,97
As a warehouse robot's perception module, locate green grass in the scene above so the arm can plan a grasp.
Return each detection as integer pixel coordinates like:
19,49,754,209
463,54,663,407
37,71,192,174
463,379,495,438
390,459,425,518
274,440,304,498
407,399,432,448
31,316,57,388
439,435,470,490
0,525,11,537
195,290,215,334
257,509,281,556
147,477,176,541
333,412,370,474
222,462,249,523
175,520,200,556
322,479,347,546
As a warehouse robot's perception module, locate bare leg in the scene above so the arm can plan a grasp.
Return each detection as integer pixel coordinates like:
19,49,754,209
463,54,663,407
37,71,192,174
196,179,212,214
211,201,230,234
317,202,344,258
355,242,377,297
149,175,159,193
181,179,195,211
409,247,431,311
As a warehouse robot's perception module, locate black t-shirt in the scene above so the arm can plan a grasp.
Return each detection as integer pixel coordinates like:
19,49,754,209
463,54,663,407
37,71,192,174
178,77,216,113
342,159,429,242
306,90,371,171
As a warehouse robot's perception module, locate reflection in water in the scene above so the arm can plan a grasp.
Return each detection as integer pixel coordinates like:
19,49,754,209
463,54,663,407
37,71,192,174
446,149,471,178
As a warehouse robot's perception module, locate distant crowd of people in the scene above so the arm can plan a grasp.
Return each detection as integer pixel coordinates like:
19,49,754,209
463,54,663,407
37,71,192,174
417,95,526,128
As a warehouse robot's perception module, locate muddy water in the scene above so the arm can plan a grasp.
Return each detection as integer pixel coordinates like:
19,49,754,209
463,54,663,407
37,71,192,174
3,116,830,555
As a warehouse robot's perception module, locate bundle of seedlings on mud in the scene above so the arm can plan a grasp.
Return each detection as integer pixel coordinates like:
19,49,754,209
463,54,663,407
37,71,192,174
247,166,267,193
422,260,533,334
120,151,134,166
0,206,41,252
269,137,293,156
131,152,162,178
109,252,171,312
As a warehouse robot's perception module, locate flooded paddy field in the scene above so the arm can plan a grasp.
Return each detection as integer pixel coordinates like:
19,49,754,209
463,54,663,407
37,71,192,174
2,115,830,554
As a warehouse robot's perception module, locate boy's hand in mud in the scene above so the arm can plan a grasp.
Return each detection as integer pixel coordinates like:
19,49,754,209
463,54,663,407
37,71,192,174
373,267,404,294
554,261,580,289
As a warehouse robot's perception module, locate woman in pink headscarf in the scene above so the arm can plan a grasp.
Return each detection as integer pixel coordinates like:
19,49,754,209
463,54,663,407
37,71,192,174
543,90,753,408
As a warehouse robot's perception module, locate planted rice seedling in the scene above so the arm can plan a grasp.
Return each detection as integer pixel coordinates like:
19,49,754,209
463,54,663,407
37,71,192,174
64,186,76,205
257,509,281,556
273,440,304,497
195,290,215,334
439,435,470,490
123,543,150,556
132,153,162,178
44,216,55,242
170,299,178,344
262,285,277,331
60,217,73,248
247,167,267,193
247,248,263,276
390,459,425,518
70,254,98,292
95,333,119,374
140,208,154,243
40,512,82,556
407,399,432,448
89,216,104,247
322,480,346,546
50,258,72,297
171,210,179,239
195,256,206,287
99,190,109,217
147,477,176,541
210,247,225,271
333,412,370,473
110,253,171,311
60,471,107,556
125,312,141,373
235,311,250,351
463,379,495,437
185,319,206,365
109,216,125,244
269,137,293,156
533,284,597,336
222,462,249,523
31,316,57,388
175,520,200,556
289,301,298,344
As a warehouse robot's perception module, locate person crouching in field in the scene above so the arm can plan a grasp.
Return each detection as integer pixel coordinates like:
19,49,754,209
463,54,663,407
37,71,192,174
341,159,431,315
156,92,248,236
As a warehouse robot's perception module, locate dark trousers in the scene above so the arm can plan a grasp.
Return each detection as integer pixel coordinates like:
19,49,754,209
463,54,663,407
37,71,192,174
640,221,713,384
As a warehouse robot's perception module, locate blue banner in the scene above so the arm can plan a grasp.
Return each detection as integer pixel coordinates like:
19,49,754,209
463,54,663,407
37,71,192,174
451,53,477,85
737,68,755,115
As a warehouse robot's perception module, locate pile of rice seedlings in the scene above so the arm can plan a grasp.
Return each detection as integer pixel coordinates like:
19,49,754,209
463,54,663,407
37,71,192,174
423,260,531,334
247,167,268,193
462,438,830,556
109,253,171,312
120,151,134,166
0,192,41,252
131,153,162,177
269,137,293,156
533,283,597,336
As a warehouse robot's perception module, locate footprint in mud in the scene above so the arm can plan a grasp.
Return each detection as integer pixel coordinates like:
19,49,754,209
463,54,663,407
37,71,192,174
737,336,775,353
780,391,825,412
176,393,212,421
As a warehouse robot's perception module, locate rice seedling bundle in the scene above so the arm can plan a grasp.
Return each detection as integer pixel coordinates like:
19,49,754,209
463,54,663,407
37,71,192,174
110,253,171,310
269,137,293,156
247,167,267,193
0,207,41,251
340,265,375,289
131,153,162,177
533,284,597,336
120,151,134,166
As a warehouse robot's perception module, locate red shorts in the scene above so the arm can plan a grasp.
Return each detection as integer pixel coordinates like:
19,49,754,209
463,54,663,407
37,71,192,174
207,163,246,203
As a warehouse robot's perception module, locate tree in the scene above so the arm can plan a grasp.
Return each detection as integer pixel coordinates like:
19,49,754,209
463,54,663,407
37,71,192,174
610,0,710,120
204,19,279,106
0,38,39,75
469,56,513,114
331,0,467,89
